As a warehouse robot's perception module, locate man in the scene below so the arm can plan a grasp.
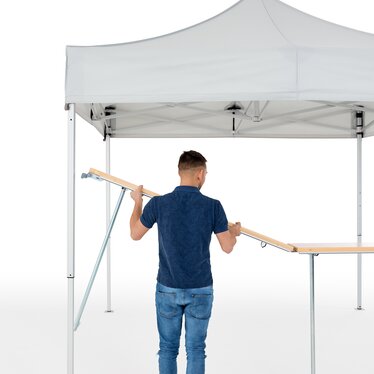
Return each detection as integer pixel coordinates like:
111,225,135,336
130,150,241,374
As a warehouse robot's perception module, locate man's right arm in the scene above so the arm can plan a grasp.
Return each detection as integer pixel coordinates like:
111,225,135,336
216,222,241,254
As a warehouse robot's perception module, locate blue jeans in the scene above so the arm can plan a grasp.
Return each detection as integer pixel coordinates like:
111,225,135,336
155,282,214,374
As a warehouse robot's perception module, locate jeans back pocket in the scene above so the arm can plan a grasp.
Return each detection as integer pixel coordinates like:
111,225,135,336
190,294,213,319
156,290,178,318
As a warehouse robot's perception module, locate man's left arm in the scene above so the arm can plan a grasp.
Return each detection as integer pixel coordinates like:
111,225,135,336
130,185,150,240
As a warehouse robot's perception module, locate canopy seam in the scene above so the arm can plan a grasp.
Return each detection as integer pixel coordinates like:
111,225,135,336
260,0,299,97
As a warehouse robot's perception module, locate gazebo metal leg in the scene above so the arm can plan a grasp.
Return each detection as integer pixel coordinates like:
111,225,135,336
309,254,316,374
105,133,113,313
356,110,363,310
67,103,76,374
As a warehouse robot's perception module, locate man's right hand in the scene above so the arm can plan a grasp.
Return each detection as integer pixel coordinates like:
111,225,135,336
229,222,241,236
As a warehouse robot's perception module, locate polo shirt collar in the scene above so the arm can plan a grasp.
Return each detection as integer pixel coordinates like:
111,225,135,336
174,185,200,193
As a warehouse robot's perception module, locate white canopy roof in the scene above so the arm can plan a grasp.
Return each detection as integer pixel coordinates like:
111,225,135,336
65,0,374,138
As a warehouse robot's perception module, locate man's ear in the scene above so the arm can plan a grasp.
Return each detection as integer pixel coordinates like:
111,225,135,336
197,168,204,179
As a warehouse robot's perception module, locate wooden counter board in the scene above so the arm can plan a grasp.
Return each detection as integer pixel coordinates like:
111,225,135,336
87,168,374,254
292,243,374,254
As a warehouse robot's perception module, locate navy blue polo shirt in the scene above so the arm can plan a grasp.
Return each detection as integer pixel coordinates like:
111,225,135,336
140,185,228,289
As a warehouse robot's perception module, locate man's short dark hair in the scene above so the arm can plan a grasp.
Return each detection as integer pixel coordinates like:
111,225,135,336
178,150,207,171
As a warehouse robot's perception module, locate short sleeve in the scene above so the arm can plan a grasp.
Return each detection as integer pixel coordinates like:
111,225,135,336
213,200,228,234
140,197,157,229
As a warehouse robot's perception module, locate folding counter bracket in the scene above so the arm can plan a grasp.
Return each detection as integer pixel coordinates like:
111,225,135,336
74,185,126,330
76,168,374,374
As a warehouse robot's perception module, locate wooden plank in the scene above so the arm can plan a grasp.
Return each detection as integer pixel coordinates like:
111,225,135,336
88,168,374,254
89,168,159,197
229,224,297,252
292,243,374,254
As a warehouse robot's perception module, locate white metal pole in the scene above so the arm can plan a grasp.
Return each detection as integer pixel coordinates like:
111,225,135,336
356,111,363,310
105,133,113,312
309,254,316,374
67,103,76,374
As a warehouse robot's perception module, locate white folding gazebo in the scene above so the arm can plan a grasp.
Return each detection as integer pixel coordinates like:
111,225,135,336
65,0,374,373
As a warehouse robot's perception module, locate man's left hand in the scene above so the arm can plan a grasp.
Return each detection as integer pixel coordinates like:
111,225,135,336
131,185,143,203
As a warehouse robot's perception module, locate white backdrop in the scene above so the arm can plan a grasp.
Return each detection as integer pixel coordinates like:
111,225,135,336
1,1,374,374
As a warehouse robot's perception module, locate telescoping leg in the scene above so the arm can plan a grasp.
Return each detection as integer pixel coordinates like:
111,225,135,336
74,187,126,331
67,103,75,374
105,133,113,313
356,118,363,310
309,254,316,374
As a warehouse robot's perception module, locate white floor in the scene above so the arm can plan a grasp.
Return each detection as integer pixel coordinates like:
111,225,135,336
2,273,374,374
